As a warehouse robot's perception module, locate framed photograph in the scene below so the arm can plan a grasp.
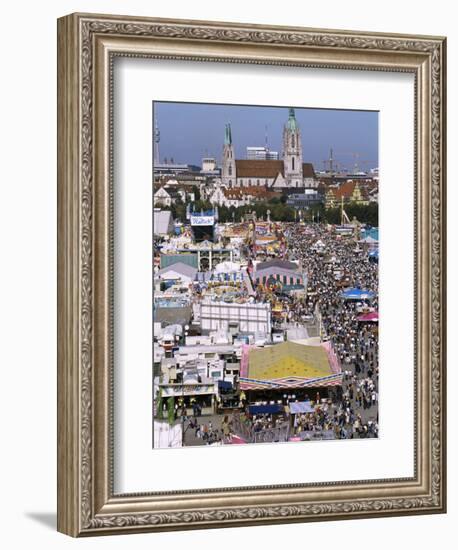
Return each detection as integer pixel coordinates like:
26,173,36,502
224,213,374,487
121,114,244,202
57,13,446,536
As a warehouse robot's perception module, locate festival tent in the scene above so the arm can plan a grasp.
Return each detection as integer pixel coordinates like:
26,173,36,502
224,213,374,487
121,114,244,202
368,249,379,259
357,311,379,322
340,287,375,300
362,227,379,241
361,235,378,244
214,260,241,274
239,341,342,391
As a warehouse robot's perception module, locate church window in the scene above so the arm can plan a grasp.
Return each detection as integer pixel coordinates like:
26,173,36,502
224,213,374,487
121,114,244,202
292,156,295,171
228,165,232,176
292,135,295,148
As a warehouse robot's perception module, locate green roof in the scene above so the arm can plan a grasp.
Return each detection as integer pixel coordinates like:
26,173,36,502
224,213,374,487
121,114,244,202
224,123,232,145
287,108,299,131
160,253,198,269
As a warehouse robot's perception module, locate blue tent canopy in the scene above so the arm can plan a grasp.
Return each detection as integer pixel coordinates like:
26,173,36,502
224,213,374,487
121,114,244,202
340,287,375,300
368,249,379,258
248,404,283,415
362,227,379,241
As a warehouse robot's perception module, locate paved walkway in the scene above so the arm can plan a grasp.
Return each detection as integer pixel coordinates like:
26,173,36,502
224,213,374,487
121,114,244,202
181,413,226,447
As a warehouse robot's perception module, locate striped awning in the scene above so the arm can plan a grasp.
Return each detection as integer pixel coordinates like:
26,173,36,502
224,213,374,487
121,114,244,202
239,373,342,391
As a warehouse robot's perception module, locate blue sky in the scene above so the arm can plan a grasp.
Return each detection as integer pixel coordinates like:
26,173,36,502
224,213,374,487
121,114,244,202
153,102,378,171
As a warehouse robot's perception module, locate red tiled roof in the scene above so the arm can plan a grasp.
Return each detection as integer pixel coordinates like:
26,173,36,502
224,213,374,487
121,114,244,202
234,159,316,179
334,181,357,199
223,186,281,200
302,163,316,178
235,160,284,178
223,188,244,199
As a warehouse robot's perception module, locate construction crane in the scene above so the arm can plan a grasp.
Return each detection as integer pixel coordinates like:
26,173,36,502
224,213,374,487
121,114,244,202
349,152,372,174
324,150,375,175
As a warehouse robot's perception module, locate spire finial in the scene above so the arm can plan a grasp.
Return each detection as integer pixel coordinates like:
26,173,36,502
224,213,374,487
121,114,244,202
224,123,232,145
287,108,298,131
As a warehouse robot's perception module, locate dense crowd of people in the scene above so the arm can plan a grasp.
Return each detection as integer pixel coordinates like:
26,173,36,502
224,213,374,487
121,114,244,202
284,223,379,438
160,221,379,446
179,223,380,444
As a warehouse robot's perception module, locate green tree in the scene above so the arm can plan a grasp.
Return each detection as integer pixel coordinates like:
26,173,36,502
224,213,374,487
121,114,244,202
192,185,201,202
218,205,231,222
323,207,341,224
193,199,212,212
167,397,175,426
323,202,378,225
175,203,187,221
156,388,164,420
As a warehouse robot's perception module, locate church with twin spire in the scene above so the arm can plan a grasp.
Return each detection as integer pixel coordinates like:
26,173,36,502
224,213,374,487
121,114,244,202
221,108,316,189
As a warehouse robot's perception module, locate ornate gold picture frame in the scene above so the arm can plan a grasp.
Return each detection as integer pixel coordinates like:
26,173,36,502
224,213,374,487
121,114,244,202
57,13,446,536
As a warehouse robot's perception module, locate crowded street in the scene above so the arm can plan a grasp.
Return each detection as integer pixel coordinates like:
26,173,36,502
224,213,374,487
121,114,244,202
284,223,379,439
154,218,379,446
152,98,380,448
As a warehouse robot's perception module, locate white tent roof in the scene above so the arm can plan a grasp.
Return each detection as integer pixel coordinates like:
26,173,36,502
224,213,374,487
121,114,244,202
162,324,183,337
153,210,173,235
158,262,197,280
214,260,241,274
361,236,377,243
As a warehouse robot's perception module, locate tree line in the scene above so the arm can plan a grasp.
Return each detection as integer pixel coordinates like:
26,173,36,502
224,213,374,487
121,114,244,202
157,195,378,226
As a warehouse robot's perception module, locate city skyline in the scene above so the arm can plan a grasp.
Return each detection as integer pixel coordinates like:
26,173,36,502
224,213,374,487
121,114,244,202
153,102,379,172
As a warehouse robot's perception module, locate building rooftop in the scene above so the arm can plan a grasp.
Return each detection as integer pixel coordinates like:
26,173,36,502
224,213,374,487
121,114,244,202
153,210,173,235
154,306,192,327
157,262,198,280
256,259,299,272
302,163,316,179
228,160,316,180
235,159,284,178
223,186,281,200
247,342,332,381
327,180,369,201
175,344,240,354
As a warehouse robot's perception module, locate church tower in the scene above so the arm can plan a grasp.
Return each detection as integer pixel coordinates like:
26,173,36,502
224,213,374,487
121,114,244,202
221,123,236,187
282,108,303,187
